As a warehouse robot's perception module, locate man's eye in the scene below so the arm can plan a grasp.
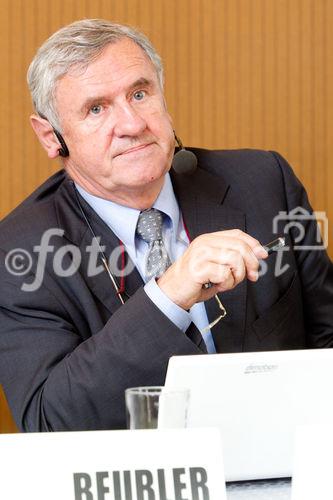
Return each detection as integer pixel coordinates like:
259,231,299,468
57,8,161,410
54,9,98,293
90,105,102,114
133,90,146,101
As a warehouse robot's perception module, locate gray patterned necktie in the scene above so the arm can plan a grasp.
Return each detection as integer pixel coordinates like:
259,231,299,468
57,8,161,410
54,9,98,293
136,208,171,280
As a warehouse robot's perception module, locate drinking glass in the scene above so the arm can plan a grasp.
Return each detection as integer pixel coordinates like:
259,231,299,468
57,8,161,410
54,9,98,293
125,386,190,430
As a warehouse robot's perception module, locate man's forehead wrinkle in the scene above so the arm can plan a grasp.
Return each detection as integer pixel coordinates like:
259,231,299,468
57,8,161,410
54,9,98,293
64,63,154,96
84,57,154,82
79,76,153,100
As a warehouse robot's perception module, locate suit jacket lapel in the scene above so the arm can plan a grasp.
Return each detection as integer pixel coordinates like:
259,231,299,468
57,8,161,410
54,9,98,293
171,167,248,352
54,176,143,314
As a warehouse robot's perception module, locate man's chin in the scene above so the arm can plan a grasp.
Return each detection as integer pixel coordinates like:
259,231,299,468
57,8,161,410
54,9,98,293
122,172,165,189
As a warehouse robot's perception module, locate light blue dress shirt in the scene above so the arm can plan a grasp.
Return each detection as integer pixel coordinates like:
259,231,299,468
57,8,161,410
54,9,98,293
76,174,216,353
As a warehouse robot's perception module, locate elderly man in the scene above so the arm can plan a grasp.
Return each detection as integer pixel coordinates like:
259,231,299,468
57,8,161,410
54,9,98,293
0,19,332,432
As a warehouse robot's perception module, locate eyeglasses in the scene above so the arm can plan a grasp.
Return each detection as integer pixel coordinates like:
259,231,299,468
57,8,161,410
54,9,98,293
200,289,227,334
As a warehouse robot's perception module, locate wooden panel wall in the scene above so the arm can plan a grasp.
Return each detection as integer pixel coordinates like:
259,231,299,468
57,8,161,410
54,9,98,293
0,0,332,432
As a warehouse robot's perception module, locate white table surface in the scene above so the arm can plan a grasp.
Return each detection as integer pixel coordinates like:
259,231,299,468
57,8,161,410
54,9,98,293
226,478,291,500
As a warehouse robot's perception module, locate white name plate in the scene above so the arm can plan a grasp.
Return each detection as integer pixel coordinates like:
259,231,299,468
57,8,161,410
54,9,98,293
0,427,226,500
292,424,333,500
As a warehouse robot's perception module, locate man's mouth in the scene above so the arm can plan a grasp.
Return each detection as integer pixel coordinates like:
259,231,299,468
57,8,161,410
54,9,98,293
115,143,154,157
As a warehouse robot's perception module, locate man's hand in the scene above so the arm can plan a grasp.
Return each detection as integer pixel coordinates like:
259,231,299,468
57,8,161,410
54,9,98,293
157,229,268,310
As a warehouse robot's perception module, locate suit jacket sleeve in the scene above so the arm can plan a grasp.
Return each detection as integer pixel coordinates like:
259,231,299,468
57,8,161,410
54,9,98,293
0,260,201,432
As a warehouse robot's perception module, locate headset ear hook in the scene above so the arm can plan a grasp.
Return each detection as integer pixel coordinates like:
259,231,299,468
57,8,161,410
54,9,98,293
53,129,70,157
37,112,70,158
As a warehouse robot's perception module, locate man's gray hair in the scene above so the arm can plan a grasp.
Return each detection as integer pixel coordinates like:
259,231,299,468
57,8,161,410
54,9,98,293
27,19,164,131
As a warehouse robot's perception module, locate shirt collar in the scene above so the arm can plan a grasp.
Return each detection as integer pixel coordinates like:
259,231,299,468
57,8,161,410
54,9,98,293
153,173,179,233
75,173,180,250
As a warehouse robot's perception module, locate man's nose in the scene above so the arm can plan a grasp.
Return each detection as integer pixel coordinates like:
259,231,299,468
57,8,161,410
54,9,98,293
113,102,147,137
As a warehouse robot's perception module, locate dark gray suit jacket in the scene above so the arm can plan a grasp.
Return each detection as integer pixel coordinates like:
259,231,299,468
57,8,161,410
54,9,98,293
0,149,332,431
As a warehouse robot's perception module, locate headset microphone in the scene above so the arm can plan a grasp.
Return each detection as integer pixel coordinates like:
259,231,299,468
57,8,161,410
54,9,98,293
172,132,198,174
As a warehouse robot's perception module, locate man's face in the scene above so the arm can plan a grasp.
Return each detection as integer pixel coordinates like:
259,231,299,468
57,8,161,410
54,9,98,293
55,38,174,205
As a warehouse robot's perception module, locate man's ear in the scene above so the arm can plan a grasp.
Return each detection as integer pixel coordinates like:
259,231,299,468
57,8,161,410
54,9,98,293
30,114,62,159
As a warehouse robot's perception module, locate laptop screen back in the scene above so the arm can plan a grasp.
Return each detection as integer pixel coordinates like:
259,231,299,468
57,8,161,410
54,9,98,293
164,349,333,481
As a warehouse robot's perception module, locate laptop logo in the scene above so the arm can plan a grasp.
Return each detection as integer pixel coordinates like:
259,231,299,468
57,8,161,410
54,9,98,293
244,364,279,374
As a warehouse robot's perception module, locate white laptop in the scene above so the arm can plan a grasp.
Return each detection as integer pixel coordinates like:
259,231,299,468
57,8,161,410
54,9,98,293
164,349,333,481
